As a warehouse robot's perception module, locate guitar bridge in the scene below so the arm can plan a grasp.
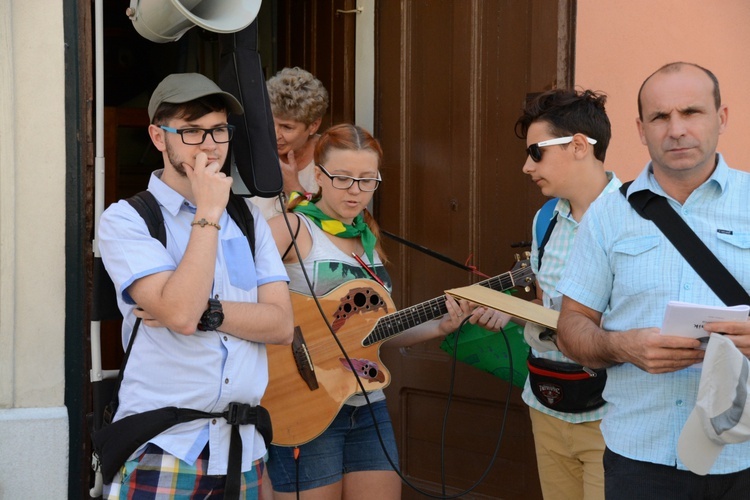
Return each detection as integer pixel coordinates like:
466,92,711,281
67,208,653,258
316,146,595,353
292,326,319,391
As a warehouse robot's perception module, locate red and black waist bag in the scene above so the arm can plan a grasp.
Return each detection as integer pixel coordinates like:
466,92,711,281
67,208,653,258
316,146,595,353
527,351,607,413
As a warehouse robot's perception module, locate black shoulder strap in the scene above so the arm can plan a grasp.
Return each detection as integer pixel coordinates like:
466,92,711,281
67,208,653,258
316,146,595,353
226,192,256,258
620,181,750,306
126,191,166,246
103,191,167,419
94,191,166,322
116,191,166,364
281,213,302,261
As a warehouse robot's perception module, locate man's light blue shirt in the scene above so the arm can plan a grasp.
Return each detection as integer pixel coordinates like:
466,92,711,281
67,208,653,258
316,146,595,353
98,170,289,475
557,154,750,474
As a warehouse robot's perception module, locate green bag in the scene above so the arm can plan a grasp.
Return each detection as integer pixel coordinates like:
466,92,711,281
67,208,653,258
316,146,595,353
440,321,530,387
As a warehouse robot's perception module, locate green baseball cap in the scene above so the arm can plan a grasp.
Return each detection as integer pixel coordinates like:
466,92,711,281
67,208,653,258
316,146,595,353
148,73,244,121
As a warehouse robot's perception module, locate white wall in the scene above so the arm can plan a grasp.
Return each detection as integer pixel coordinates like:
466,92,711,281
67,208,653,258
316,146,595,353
354,0,375,132
0,1,69,497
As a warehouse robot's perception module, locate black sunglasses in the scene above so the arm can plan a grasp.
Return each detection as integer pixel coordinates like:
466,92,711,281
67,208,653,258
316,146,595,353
526,135,597,162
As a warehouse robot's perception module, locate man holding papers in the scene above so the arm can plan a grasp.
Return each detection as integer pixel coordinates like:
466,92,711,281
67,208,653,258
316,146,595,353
556,62,750,499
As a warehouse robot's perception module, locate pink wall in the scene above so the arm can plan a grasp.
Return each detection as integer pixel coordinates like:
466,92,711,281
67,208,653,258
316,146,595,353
575,0,750,180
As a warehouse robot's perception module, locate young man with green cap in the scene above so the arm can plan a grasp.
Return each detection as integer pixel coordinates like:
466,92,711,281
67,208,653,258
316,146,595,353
98,72,294,498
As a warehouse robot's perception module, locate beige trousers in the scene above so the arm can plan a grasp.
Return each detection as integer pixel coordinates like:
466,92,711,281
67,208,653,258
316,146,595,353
528,407,606,500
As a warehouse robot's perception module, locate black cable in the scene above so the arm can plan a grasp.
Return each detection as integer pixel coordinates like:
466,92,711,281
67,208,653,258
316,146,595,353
294,447,300,500
440,316,473,495
382,230,475,273
436,322,514,498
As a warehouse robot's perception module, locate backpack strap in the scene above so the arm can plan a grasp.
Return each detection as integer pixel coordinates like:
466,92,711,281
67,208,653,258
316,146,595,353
127,191,166,246
619,181,750,306
535,197,559,245
102,191,168,423
226,192,256,258
93,191,166,322
535,198,559,270
94,402,272,490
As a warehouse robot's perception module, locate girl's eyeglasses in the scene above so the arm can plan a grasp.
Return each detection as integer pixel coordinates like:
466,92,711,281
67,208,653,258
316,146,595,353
316,164,381,192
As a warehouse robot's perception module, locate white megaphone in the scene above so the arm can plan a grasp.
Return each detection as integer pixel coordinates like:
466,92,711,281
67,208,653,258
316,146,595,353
127,0,261,43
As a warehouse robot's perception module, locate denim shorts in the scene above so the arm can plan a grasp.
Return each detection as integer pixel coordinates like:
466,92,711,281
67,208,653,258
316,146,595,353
266,400,399,492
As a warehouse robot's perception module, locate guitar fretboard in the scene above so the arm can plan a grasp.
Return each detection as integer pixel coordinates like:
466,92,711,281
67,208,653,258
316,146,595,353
362,266,529,346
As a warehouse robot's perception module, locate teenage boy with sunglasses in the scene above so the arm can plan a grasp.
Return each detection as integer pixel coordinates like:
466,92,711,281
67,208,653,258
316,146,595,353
514,88,621,500
98,73,294,498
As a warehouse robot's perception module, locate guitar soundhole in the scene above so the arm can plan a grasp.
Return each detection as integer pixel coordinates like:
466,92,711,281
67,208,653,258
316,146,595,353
369,295,381,307
353,292,368,308
339,357,386,383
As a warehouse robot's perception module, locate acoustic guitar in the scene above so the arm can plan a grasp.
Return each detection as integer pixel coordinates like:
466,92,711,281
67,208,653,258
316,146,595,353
262,257,534,446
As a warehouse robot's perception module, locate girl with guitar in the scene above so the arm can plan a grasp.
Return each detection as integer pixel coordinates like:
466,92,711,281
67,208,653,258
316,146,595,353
264,123,509,499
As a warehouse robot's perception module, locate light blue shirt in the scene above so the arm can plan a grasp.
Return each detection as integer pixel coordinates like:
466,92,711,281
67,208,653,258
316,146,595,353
522,172,621,422
98,170,288,475
557,154,750,473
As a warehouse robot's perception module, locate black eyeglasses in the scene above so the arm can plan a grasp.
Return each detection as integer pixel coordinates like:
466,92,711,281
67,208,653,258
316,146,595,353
160,125,236,145
526,135,597,162
316,164,381,192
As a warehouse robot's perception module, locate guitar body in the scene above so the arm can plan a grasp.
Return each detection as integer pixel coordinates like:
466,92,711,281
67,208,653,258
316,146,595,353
261,257,534,447
262,279,395,447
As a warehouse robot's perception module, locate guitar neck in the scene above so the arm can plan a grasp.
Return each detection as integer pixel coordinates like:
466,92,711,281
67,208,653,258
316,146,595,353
362,271,519,346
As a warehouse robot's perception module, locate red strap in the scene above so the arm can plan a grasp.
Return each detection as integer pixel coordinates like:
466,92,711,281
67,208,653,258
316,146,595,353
526,362,592,381
464,254,491,279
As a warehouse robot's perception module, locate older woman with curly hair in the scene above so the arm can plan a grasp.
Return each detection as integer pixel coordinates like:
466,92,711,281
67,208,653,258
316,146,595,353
252,67,329,219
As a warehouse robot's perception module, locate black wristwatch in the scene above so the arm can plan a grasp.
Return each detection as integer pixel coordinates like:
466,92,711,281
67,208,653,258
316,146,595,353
197,298,224,331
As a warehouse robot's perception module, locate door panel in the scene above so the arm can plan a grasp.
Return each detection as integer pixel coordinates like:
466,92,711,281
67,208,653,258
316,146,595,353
275,0,357,128
375,1,574,498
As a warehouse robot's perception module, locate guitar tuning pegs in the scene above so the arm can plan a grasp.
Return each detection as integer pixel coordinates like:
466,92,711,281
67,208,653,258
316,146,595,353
525,250,531,259
514,253,520,262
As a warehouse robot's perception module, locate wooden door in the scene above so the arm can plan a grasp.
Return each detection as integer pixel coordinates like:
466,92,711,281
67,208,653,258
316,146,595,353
274,0,358,128
375,1,574,498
